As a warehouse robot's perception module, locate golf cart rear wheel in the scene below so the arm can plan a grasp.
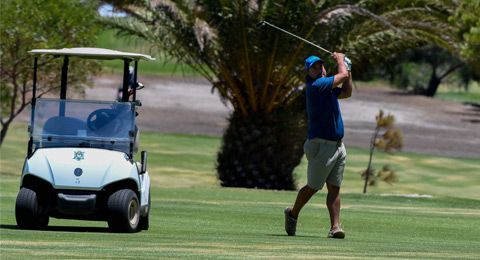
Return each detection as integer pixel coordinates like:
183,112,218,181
15,187,49,229
107,189,140,233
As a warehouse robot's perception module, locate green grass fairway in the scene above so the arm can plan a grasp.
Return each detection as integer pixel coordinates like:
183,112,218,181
95,29,206,77
1,187,479,259
1,122,480,259
436,81,480,104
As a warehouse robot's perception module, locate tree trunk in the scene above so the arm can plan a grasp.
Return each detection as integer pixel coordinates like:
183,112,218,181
0,104,29,149
425,71,441,97
216,96,308,190
425,63,462,97
0,121,12,149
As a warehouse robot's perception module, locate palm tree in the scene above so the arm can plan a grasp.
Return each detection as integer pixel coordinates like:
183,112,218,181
102,0,457,190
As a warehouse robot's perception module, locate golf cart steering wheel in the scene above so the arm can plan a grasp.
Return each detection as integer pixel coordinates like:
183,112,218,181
87,109,121,135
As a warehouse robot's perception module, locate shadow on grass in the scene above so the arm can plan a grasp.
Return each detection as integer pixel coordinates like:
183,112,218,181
1,224,111,233
266,233,320,238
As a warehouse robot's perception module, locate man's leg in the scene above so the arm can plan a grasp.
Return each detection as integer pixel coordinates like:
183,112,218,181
285,185,318,236
291,185,318,218
326,183,345,238
326,183,341,227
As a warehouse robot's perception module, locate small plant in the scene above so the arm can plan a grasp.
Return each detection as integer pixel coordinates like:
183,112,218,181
362,110,404,193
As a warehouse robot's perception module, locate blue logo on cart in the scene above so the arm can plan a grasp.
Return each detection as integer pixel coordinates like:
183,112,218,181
73,150,85,161
74,168,83,177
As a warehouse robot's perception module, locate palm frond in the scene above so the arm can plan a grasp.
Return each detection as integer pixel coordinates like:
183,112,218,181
102,0,461,115
315,5,406,36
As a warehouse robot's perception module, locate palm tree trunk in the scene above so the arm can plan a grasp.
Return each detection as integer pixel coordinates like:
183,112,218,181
216,99,308,190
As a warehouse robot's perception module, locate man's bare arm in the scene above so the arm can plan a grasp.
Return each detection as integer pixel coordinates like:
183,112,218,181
332,52,349,88
338,71,352,99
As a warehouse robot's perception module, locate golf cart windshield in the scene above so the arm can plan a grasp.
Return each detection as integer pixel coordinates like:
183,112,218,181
31,98,135,154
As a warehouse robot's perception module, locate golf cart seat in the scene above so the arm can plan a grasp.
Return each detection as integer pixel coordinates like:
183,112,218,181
42,116,88,148
43,116,87,136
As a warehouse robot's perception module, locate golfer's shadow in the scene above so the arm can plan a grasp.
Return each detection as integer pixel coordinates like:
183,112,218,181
267,233,319,238
1,224,110,233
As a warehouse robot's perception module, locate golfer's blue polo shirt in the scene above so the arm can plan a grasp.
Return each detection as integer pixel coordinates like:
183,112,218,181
306,75,344,141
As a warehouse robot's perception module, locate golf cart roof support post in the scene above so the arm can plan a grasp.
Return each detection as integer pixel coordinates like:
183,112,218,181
28,57,38,157
122,59,130,102
32,57,38,104
58,56,69,117
60,56,69,100
129,142,134,160
132,60,138,101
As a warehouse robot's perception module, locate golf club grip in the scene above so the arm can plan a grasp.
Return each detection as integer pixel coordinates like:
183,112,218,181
343,56,352,71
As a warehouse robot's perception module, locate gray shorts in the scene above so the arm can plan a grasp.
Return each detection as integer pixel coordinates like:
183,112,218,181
304,138,347,190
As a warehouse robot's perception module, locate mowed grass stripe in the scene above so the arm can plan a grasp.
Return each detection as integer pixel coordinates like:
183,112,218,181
153,197,480,216
2,244,476,260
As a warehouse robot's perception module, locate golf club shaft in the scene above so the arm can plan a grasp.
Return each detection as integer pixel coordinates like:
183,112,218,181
260,21,333,55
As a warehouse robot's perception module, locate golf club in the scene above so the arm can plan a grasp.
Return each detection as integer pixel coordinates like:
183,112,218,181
256,21,333,55
256,20,353,84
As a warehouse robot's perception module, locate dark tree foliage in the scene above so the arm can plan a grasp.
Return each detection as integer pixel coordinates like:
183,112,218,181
0,0,101,147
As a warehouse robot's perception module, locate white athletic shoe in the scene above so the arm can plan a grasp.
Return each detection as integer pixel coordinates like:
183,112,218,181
327,225,345,239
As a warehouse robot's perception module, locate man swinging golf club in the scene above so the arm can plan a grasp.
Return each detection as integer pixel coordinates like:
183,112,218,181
256,20,353,238
285,53,352,239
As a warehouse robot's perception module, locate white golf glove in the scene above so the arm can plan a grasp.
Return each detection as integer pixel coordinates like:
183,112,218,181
344,57,352,71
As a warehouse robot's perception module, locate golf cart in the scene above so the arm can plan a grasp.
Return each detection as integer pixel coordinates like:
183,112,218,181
15,48,154,233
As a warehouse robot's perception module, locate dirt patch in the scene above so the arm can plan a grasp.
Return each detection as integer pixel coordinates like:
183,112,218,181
15,75,480,159
87,75,231,136
341,86,480,159
89,75,480,159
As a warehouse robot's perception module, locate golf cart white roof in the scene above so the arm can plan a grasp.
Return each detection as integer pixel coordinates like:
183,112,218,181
28,47,155,61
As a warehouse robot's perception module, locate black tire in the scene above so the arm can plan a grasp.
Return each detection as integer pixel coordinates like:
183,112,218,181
15,187,49,230
107,189,140,233
138,193,150,230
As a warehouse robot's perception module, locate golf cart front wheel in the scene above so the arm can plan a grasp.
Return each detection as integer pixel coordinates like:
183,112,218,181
107,189,140,233
15,187,49,229
138,193,150,230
